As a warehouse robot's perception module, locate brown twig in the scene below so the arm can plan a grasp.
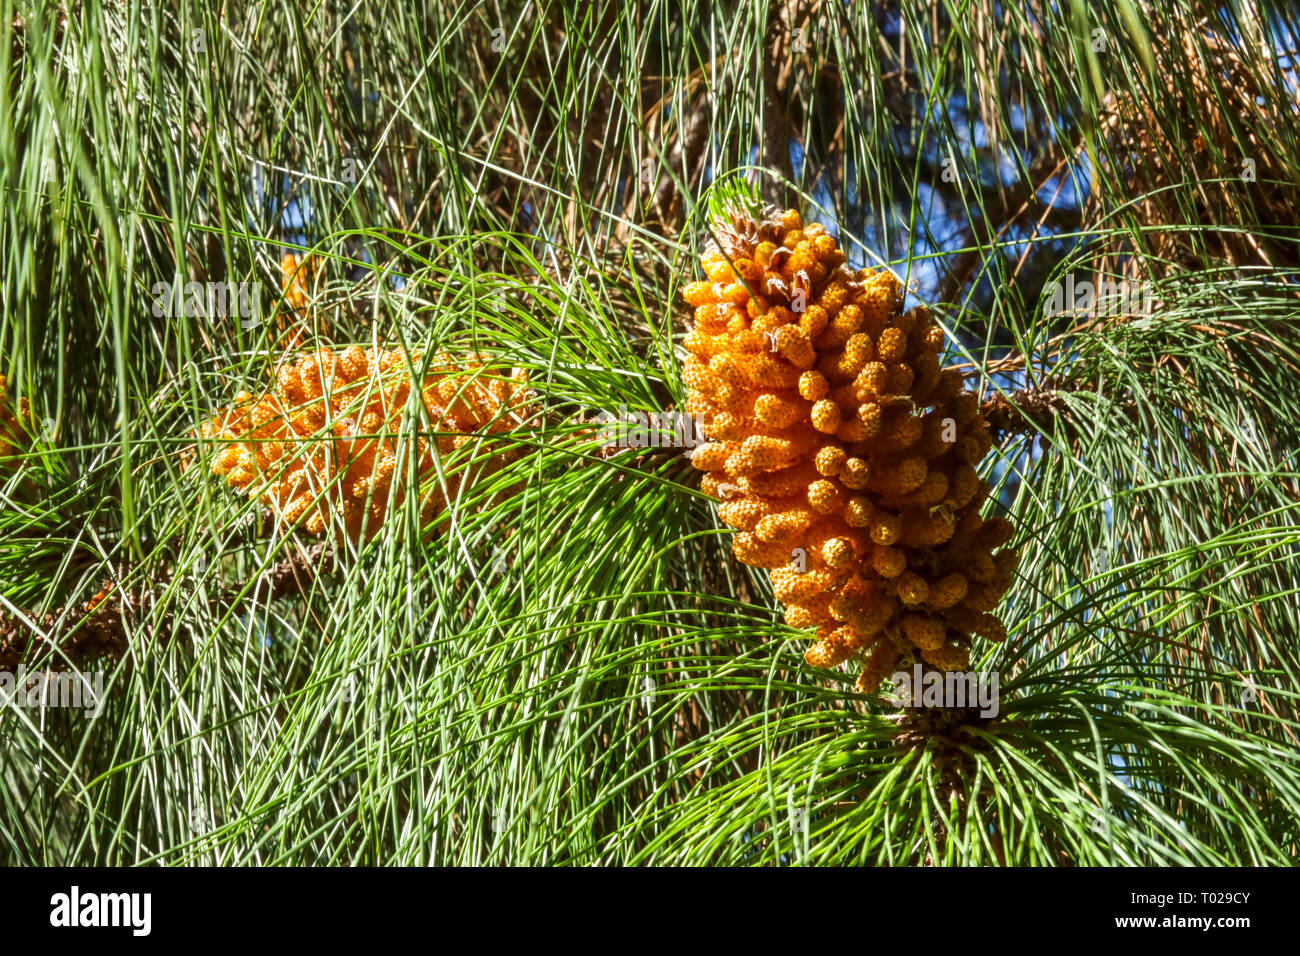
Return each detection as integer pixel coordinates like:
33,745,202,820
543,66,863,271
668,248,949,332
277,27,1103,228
0,543,334,673
982,387,1071,442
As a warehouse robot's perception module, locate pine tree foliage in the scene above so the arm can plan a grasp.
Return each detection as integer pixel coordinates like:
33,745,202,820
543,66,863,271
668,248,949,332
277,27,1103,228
0,1,1297,865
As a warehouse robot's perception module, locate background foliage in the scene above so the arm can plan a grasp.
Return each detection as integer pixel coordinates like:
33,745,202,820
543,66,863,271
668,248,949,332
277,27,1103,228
1,0,1298,865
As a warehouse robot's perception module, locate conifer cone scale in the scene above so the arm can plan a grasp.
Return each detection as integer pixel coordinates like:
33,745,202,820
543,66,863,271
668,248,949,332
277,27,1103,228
681,205,1018,694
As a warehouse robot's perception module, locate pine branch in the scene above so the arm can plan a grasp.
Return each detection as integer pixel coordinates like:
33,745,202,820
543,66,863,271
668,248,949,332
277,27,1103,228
0,542,334,672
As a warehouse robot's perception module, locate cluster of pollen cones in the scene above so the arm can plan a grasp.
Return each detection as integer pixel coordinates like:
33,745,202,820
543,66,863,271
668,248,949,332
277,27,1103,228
201,346,534,541
680,205,1018,694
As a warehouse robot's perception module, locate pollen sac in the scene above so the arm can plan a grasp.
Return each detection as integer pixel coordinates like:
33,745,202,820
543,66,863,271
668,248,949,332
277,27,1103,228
811,399,842,434
806,479,842,514
679,205,1018,695
814,445,847,476
203,348,534,542
799,370,830,402
774,325,816,369
754,393,805,430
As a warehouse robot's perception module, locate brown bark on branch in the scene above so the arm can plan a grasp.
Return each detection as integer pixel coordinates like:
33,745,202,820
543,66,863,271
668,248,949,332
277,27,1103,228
0,542,334,672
